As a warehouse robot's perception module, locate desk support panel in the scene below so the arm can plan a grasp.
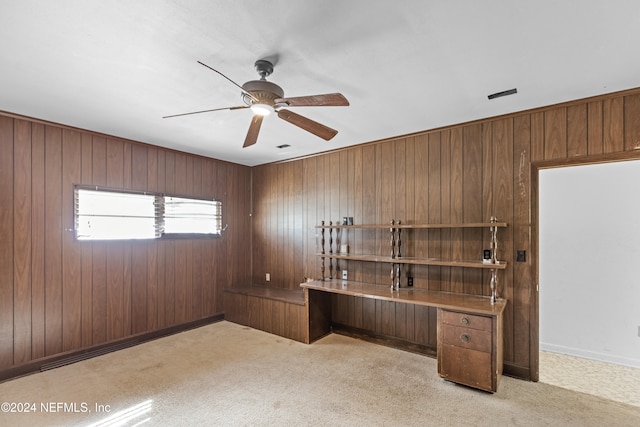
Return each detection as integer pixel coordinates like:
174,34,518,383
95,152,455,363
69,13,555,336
306,289,332,343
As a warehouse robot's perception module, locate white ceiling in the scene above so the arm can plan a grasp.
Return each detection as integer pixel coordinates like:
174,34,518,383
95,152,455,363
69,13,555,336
2,1,639,166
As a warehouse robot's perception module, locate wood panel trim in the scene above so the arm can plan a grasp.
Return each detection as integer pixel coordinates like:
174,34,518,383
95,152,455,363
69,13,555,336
532,149,640,170
503,361,531,381
0,315,224,383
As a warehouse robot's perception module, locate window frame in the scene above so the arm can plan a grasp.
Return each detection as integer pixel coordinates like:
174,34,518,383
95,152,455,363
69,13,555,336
73,185,224,241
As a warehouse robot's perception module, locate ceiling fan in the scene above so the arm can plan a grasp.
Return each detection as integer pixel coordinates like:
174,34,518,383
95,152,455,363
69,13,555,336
163,59,349,148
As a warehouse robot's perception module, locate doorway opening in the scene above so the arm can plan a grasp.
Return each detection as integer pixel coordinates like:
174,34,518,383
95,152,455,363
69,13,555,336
537,158,640,407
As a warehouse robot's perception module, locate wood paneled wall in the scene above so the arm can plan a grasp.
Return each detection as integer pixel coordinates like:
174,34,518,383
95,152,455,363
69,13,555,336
250,89,640,379
0,114,252,371
2,88,640,378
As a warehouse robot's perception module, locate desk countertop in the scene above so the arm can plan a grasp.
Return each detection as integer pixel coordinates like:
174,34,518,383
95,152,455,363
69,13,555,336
301,279,506,316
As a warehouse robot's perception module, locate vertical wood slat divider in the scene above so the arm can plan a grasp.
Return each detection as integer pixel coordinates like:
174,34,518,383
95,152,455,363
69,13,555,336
44,126,63,356
13,120,32,364
91,136,107,346
147,148,160,329
106,139,125,342
0,116,13,367
61,129,82,351
79,133,93,347
513,115,533,368
31,124,46,359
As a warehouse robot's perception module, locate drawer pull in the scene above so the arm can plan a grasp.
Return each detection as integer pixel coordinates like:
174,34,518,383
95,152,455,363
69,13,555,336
460,317,470,326
460,334,471,343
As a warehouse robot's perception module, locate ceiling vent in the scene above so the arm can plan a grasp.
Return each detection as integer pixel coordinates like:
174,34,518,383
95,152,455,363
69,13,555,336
488,88,517,100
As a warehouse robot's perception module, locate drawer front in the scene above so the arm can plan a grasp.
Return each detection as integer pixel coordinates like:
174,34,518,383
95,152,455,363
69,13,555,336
441,324,492,353
439,344,493,392
441,310,492,331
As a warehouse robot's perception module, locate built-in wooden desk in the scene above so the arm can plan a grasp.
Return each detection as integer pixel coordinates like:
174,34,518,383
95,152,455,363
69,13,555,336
224,286,307,343
301,279,506,393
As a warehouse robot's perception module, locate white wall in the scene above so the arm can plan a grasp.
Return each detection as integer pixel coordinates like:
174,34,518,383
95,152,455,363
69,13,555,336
539,159,640,368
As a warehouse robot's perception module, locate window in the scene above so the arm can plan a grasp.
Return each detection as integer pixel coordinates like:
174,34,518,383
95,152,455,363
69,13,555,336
74,188,158,240
74,186,223,240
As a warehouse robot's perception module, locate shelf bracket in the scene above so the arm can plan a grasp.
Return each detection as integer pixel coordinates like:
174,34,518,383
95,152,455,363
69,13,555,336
490,268,498,304
489,216,500,303
320,221,325,280
329,221,334,279
390,219,396,259
397,220,402,258
490,216,498,264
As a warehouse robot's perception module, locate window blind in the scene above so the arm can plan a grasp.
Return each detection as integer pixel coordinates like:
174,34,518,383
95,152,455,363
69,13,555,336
162,197,222,235
75,188,158,240
74,186,222,240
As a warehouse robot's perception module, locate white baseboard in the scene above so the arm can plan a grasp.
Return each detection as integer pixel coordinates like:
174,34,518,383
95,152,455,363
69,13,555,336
540,342,640,369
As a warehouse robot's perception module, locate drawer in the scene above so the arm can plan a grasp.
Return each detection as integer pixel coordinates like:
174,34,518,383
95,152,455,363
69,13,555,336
441,324,492,353
439,344,493,391
440,310,492,331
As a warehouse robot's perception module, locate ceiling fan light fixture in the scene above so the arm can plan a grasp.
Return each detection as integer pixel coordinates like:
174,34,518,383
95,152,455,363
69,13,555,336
251,103,273,116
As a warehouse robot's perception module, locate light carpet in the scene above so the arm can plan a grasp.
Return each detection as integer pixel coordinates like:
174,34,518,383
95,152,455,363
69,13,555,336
1,321,639,426
540,350,640,407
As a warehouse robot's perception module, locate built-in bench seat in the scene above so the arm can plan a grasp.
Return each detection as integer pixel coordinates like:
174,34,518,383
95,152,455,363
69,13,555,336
224,286,307,342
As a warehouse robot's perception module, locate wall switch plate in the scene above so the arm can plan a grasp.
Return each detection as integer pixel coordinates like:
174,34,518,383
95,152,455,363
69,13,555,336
342,270,348,280
517,250,526,262
266,273,270,282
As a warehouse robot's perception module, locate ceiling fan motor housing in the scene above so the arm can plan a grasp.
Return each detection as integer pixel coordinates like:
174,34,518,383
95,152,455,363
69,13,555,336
241,80,285,106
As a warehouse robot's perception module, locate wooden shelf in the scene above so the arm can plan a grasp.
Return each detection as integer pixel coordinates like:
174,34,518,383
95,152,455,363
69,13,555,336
316,222,507,229
316,218,506,300
316,253,507,269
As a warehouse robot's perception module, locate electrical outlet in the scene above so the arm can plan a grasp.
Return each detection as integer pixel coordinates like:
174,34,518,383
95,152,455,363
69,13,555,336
266,273,270,282
342,270,348,280
517,250,526,262
407,277,413,287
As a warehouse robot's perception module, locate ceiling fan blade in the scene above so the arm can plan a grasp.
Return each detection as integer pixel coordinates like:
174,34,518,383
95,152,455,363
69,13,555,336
277,109,338,141
197,60,258,102
163,105,247,119
275,93,349,107
243,114,264,148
